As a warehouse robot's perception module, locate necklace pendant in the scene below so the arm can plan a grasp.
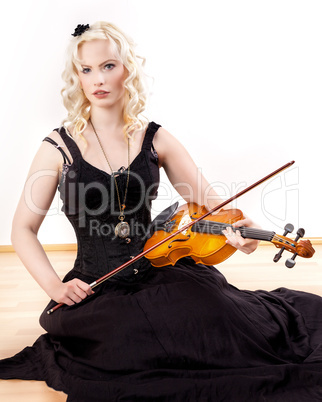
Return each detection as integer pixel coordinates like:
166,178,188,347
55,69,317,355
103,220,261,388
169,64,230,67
115,221,130,239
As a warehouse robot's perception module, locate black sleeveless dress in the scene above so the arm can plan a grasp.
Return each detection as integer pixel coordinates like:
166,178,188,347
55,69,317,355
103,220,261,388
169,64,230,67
1,122,322,401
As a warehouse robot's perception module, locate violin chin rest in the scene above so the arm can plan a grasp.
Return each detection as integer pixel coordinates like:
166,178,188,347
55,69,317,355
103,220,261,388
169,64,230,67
149,202,179,235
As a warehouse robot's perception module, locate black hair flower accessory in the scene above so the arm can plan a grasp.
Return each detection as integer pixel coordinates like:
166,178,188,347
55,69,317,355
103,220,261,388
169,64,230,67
71,24,90,37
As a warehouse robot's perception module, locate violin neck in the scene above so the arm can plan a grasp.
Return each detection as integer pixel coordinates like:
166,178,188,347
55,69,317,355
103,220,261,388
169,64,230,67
192,221,275,242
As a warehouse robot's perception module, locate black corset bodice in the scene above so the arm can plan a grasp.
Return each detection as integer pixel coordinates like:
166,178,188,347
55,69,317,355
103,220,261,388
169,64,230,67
53,122,161,280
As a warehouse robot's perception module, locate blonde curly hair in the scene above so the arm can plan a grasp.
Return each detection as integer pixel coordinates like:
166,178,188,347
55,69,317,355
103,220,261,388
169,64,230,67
61,21,148,140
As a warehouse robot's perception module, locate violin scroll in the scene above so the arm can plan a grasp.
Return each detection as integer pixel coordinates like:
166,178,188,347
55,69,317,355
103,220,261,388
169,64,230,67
272,227,315,268
295,239,315,258
285,239,315,268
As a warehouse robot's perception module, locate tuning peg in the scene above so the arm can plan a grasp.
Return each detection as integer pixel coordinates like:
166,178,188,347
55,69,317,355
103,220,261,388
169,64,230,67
273,223,294,263
285,228,305,269
283,223,295,235
294,228,305,241
285,255,296,268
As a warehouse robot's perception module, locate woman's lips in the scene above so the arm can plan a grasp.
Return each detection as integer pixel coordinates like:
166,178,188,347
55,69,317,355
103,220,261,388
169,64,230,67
93,91,110,99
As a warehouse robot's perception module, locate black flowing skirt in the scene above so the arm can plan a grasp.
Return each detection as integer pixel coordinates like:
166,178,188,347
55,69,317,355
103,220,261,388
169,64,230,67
1,258,322,401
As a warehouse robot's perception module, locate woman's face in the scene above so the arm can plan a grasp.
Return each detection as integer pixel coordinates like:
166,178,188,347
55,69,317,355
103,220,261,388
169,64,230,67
77,39,127,109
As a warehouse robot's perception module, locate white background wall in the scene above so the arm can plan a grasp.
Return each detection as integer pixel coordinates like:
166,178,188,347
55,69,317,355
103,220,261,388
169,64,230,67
0,0,321,246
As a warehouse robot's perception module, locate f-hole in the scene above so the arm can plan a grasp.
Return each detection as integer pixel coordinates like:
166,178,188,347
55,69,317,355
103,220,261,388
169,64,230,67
168,235,191,248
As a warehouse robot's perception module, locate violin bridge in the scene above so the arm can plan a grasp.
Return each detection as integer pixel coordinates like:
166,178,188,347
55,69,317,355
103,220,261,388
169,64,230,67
178,214,192,235
164,219,176,232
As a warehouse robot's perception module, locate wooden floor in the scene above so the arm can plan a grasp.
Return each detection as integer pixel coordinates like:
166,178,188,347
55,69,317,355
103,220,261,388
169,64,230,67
0,245,321,401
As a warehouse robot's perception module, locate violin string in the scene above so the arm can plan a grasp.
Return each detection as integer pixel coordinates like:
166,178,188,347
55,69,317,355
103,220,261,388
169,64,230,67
192,221,298,243
273,234,296,244
183,218,298,246
194,221,265,235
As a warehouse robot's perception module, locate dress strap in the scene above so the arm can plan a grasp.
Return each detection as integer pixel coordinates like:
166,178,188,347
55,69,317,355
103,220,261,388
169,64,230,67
53,126,83,162
141,122,161,151
42,137,71,165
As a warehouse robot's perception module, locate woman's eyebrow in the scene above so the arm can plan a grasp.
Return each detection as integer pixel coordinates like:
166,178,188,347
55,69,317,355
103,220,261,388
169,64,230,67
80,59,119,67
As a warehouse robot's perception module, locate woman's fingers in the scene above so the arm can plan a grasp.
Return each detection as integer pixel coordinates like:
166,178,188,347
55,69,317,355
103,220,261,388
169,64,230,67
222,226,246,248
75,279,94,296
232,218,252,228
70,280,94,302
222,221,259,255
55,279,94,305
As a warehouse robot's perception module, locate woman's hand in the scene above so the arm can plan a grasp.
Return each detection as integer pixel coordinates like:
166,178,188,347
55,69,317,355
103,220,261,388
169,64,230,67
222,217,260,255
48,279,94,305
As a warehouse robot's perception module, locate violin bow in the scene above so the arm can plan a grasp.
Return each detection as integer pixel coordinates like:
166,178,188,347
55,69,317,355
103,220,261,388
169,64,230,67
47,160,295,314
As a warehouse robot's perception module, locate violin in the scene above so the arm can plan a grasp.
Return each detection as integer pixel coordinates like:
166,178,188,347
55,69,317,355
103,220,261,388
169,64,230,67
47,161,314,315
144,202,315,268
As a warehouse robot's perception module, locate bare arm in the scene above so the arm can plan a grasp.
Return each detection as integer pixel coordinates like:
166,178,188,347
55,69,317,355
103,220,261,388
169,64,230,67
11,134,93,305
154,127,259,254
154,128,223,211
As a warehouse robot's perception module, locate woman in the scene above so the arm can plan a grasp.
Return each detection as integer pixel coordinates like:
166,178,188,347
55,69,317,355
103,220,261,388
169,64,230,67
1,21,322,401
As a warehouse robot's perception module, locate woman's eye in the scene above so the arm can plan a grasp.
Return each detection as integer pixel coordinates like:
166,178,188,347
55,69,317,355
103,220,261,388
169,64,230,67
104,64,115,70
80,64,115,74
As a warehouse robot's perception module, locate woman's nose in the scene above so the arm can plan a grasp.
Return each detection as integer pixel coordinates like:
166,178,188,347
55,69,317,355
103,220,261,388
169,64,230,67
94,71,105,86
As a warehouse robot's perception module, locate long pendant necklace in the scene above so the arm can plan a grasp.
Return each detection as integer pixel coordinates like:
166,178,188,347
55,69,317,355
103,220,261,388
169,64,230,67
90,119,131,239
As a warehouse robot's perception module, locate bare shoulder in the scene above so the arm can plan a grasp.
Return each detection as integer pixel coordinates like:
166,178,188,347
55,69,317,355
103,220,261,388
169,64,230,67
29,130,68,178
41,129,74,168
153,126,190,167
154,126,174,141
